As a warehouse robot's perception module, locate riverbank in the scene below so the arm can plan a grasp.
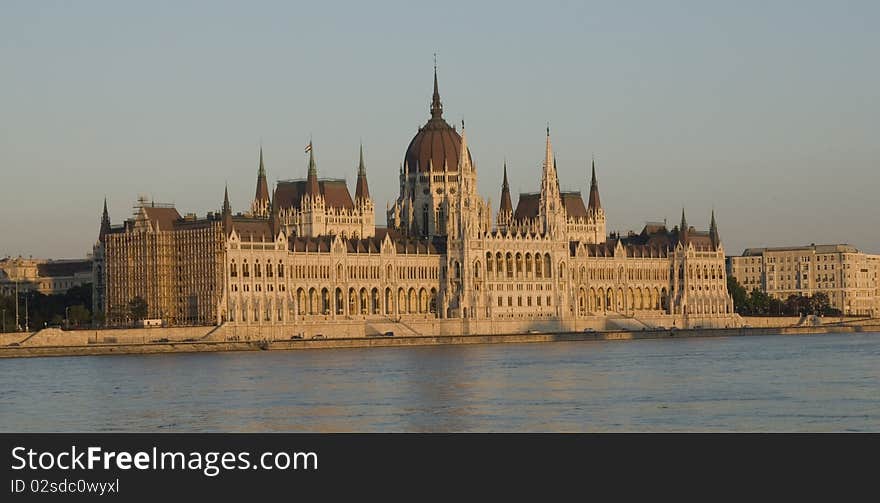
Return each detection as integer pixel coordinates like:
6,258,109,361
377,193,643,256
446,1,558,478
1,322,877,359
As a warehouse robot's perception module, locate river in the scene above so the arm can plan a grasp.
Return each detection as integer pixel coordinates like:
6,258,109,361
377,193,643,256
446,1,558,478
2,332,878,431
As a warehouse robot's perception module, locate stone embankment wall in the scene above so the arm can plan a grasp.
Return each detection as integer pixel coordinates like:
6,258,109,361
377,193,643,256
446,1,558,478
2,313,875,357
3,322,879,359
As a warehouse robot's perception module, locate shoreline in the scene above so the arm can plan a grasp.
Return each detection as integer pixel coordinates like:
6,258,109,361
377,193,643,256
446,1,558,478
1,323,877,359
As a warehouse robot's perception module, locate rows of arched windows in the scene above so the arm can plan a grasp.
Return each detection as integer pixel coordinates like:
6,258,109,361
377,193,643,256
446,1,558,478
483,252,553,279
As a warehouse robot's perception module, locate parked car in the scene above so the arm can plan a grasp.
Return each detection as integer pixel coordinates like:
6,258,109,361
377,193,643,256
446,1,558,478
527,329,540,334
312,334,325,340
290,334,303,340
383,331,394,337
583,328,596,333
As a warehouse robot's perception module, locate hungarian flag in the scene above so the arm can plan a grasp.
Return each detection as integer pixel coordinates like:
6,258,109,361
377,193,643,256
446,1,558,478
304,142,312,153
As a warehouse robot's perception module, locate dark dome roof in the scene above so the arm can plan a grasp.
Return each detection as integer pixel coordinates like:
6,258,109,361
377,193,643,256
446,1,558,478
403,68,472,173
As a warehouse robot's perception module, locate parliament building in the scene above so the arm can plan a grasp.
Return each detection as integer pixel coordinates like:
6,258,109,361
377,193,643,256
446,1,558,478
93,68,737,334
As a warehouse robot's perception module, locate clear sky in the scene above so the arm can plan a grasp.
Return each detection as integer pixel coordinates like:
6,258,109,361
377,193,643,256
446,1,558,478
2,0,878,259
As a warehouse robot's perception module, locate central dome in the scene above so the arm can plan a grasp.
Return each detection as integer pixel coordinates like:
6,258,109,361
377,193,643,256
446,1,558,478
403,68,472,173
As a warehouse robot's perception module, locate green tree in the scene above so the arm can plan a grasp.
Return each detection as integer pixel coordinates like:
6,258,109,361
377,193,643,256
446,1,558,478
727,276,749,314
129,296,148,321
67,304,91,326
747,288,771,315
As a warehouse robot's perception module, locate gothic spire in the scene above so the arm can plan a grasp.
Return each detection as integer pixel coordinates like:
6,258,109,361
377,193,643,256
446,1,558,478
355,143,370,201
588,158,601,212
458,120,470,172
679,208,689,243
222,184,233,234
254,146,270,208
541,126,559,201
430,59,443,120
305,141,319,197
709,209,720,249
499,161,513,214
222,184,231,215
99,197,111,241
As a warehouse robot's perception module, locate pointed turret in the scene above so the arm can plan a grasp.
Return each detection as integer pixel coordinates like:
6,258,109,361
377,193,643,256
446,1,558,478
99,197,111,242
305,141,320,197
679,208,689,244
252,147,270,216
499,161,513,214
457,120,472,173
355,143,370,201
539,126,563,234
430,61,443,120
709,210,721,249
587,158,601,213
222,184,233,233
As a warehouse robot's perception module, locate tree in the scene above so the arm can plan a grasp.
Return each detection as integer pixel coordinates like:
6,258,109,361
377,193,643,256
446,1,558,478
747,288,772,315
129,296,148,321
67,304,91,326
727,276,748,314
812,292,832,315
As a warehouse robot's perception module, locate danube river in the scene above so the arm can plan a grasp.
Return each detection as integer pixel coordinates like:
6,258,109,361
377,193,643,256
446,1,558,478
2,332,878,432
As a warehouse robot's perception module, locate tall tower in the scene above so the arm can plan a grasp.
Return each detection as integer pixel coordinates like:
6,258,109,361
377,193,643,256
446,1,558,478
93,198,111,325
539,127,564,236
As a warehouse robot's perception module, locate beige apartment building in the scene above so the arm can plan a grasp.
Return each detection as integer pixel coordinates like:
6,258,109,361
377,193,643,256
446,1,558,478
727,244,880,317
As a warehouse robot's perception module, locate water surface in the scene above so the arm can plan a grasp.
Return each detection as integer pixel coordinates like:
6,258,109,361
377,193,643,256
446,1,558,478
1,332,878,431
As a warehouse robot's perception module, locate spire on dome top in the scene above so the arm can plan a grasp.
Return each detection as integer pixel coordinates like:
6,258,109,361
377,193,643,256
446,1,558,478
430,55,443,120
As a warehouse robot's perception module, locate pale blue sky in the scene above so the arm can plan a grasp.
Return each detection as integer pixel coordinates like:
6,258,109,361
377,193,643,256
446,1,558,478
2,1,878,258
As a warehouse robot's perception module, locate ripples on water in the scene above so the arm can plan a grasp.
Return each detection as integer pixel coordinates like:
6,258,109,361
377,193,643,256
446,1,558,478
1,333,878,432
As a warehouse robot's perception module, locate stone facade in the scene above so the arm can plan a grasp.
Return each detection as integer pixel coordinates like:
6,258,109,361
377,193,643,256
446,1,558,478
727,244,880,317
94,67,736,329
